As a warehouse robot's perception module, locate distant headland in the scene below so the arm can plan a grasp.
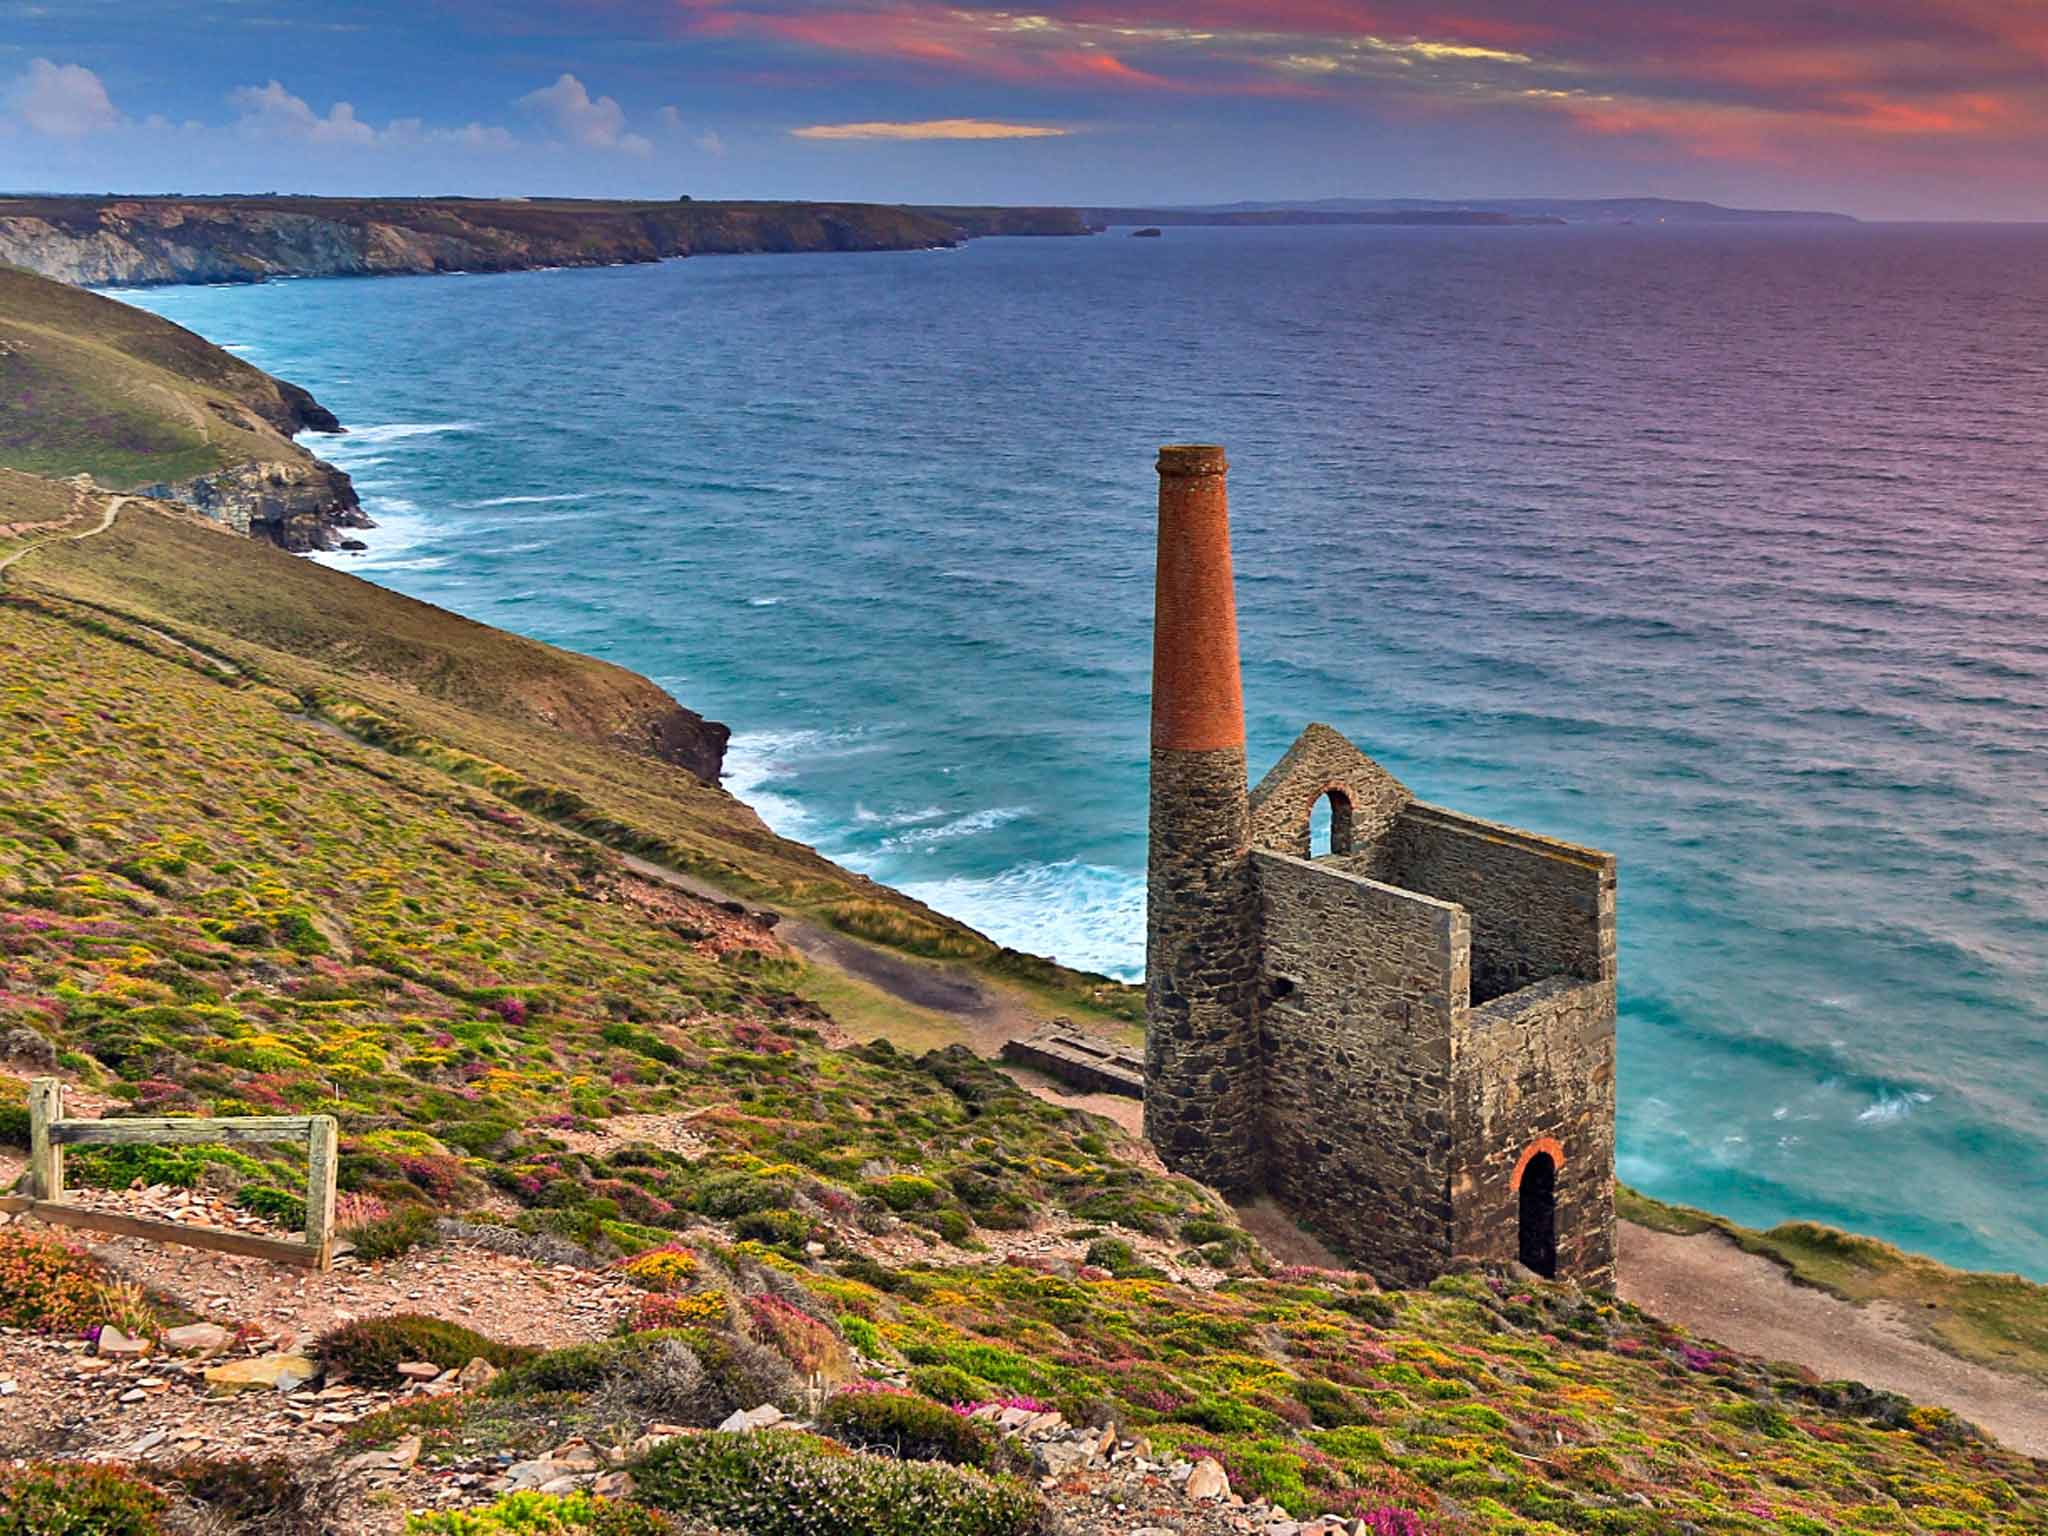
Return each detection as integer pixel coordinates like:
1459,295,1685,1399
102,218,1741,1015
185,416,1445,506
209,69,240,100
0,192,1855,288
0,195,1090,288
1089,196,1857,226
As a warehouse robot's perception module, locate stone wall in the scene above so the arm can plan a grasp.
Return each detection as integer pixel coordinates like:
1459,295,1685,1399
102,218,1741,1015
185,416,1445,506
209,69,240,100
1379,804,1615,1003
1252,850,1468,1286
1145,745,1262,1194
1449,975,1617,1285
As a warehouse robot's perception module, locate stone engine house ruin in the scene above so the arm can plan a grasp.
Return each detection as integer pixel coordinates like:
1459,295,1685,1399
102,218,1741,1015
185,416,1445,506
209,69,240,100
1143,444,1618,1288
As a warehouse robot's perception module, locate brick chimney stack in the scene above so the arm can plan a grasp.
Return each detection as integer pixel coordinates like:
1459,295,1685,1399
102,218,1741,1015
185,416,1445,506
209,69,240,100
1144,445,1261,1194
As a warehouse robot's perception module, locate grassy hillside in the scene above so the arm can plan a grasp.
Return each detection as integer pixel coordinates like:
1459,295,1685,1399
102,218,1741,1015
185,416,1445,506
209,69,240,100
0,264,334,488
1,496,2043,1534
5,493,1136,1018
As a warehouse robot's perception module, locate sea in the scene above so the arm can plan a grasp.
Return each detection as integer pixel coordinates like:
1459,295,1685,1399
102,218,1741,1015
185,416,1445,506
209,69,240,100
113,222,2048,1280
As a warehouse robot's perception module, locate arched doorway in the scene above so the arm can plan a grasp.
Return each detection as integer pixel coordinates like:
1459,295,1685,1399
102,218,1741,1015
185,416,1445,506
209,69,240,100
1517,1152,1558,1277
1308,788,1355,857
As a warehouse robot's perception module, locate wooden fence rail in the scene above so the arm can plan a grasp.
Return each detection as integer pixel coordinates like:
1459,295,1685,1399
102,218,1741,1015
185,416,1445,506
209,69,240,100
15,1077,338,1270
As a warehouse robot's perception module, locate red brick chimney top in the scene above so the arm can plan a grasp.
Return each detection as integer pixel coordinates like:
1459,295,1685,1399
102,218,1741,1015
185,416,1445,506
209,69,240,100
1151,445,1245,753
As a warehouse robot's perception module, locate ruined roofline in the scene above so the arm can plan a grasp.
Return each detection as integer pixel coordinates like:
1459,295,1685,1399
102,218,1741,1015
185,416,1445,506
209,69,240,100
1399,800,1616,875
1249,847,1469,925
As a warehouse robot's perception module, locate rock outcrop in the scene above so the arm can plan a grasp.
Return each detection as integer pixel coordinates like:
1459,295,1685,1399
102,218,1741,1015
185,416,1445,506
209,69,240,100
140,457,368,553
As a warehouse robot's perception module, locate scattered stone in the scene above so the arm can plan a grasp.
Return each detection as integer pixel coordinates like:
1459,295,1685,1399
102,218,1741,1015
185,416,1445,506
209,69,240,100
204,1354,315,1393
96,1326,150,1360
500,1459,556,1493
0,1026,57,1068
456,1356,499,1389
1186,1460,1230,1501
396,1360,442,1382
548,1438,603,1472
717,1404,786,1433
163,1322,230,1355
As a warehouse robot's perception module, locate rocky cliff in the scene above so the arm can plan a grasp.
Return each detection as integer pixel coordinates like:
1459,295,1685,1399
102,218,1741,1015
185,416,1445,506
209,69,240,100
137,457,367,553
0,197,1086,288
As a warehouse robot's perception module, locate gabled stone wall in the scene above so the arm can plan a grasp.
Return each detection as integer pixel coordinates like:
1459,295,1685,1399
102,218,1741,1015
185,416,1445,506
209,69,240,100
1248,722,1414,859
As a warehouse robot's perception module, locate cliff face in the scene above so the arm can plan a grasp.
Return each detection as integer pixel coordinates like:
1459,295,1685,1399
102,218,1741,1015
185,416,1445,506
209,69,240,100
0,197,1027,287
138,457,367,553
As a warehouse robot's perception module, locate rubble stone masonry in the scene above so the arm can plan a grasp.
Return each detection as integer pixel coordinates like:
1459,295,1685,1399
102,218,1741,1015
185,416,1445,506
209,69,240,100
1254,850,1468,1284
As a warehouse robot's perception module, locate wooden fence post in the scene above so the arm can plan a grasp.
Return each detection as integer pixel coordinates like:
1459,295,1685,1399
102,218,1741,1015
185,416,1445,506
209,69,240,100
27,1077,63,1202
304,1115,338,1270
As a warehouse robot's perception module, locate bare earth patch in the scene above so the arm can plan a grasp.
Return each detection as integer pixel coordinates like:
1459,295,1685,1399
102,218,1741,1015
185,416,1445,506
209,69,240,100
1617,1220,2048,1458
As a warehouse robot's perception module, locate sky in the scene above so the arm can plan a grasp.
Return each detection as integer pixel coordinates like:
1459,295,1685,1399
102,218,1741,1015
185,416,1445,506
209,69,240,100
2,1,2044,219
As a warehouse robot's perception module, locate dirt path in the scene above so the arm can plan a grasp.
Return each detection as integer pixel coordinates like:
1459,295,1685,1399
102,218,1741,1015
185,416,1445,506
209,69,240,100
1617,1221,2048,1458
616,851,1049,1057
0,491,127,575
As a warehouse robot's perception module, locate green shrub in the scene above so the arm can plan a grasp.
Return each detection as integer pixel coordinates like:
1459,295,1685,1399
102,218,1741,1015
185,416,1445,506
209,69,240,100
405,1491,673,1534
67,1141,265,1191
345,1204,439,1262
690,1172,795,1218
867,1175,946,1212
1082,1238,1153,1278
492,1329,795,1424
161,1456,309,1530
317,1314,528,1388
822,1388,1004,1469
912,1209,973,1244
732,1208,815,1250
236,1183,308,1228
632,1430,1046,1536
0,1462,168,1536
0,1105,30,1148
908,1365,987,1405
1176,1395,1272,1434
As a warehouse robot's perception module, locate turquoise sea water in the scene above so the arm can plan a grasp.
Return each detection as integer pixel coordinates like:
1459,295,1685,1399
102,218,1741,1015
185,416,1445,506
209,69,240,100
117,225,2048,1279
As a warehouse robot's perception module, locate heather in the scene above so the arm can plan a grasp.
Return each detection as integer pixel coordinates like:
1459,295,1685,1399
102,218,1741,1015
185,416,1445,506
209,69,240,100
0,598,1214,1273
3,517,2047,1533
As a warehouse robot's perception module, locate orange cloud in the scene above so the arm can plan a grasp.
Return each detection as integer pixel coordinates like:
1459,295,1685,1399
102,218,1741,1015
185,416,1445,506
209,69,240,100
791,116,1070,138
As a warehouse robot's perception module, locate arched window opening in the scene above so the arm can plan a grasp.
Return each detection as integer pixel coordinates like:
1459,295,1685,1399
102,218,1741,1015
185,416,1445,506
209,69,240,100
1309,788,1355,858
1518,1152,1558,1278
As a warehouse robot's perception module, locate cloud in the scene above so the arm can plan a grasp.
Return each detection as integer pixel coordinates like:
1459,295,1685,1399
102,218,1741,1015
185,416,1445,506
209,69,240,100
668,0,2048,168
230,81,376,144
791,118,1071,140
227,81,511,152
518,73,651,155
12,58,121,138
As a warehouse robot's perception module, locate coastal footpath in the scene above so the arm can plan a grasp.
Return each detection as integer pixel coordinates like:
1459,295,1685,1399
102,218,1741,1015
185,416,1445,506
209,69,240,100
0,196,1092,287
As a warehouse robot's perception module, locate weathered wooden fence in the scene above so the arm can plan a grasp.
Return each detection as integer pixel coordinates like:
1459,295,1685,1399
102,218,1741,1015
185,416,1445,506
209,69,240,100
11,1077,339,1270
